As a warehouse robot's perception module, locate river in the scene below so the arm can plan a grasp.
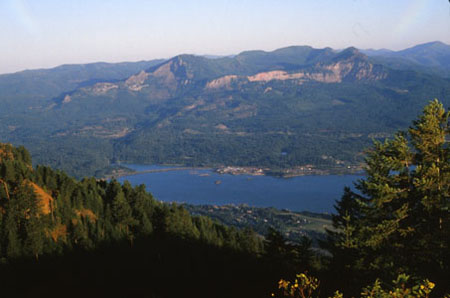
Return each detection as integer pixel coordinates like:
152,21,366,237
117,165,363,213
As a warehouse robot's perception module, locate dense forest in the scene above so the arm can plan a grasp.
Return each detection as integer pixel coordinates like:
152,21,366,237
0,100,448,297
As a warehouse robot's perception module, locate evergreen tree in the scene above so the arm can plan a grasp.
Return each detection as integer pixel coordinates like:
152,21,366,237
24,214,44,260
264,227,289,261
324,100,450,290
111,188,136,240
291,236,314,271
4,210,21,258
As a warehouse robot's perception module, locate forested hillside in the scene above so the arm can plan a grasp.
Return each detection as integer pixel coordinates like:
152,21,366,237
0,142,268,257
1,43,449,178
0,100,448,297
0,142,308,297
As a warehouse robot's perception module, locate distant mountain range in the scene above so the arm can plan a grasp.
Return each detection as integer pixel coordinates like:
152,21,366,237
1,41,449,178
362,41,450,77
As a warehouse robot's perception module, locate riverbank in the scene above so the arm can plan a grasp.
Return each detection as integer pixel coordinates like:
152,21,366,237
104,166,205,180
116,167,360,213
216,164,364,177
104,165,211,180
104,163,364,180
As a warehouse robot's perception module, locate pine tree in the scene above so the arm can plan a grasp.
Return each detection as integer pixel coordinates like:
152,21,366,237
111,189,137,240
24,214,44,260
324,100,450,288
264,227,288,261
18,184,45,259
4,209,21,258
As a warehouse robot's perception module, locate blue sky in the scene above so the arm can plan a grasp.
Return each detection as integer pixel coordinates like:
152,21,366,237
1,0,449,74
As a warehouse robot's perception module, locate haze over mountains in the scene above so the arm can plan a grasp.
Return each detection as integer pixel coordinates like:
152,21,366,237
1,41,449,177
362,41,450,77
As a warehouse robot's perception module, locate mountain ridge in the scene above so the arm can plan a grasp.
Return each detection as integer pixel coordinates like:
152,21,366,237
71,46,387,98
361,41,450,77
1,42,449,177
1,41,448,78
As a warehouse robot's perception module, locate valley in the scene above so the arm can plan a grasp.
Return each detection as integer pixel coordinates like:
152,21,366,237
1,42,449,178
1,0,450,296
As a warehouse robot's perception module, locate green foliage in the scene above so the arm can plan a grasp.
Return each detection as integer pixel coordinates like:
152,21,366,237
1,143,304,298
0,142,264,260
323,99,450,293
360,274,435,298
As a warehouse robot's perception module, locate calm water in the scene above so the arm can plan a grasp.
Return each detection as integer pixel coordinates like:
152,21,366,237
117,165,362,213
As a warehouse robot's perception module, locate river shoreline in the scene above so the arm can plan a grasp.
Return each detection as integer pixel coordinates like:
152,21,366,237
105,163,364,180
115,166,362,213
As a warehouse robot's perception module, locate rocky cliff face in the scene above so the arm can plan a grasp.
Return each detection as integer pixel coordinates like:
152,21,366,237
58,47,388,104
205,48,387,89
125,71,150,91
205,75,238,89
